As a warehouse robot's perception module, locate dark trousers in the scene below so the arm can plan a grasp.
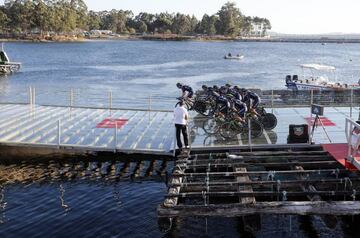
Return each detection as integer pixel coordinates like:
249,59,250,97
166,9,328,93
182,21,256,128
175,124,188,149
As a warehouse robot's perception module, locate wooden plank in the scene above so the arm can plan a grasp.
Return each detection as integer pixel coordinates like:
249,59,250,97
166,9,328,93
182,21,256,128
236,167,255,204
169,177,360,188
171,169,350,177
158,201,360,217
178,160,339,169
166,190,359,198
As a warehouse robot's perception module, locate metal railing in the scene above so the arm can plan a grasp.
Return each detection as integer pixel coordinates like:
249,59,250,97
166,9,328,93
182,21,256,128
345,118,360,171
1,87,359,112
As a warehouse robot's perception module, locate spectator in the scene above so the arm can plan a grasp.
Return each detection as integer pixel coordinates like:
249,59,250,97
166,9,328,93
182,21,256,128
174,100,189,151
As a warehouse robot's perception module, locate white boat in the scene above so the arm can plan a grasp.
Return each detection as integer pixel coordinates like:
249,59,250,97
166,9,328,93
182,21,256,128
224,55,244,60
0,43,21,75
285,63,360,91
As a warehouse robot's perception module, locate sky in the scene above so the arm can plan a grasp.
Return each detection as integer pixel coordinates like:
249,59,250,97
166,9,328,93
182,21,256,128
1,0,359,34
84,0,360,34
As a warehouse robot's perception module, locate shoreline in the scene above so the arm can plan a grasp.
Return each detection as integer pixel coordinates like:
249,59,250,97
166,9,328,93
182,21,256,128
2,34,360,44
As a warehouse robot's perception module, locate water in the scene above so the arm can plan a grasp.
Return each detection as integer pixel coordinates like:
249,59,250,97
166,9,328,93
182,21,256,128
1,40,360,109
0,159,358,238
1,40,360,237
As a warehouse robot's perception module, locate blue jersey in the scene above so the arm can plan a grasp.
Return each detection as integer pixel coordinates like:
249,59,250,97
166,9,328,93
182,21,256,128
227,88,242,100
181,85,193,98
234,100,247,117
243,91,260,107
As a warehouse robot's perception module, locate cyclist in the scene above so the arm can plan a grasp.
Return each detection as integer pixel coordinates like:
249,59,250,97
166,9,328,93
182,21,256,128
232,99,247,123
241,89,261,115
176,83,194,99
227,85,242,100
206,88,229,117
213,85,219,93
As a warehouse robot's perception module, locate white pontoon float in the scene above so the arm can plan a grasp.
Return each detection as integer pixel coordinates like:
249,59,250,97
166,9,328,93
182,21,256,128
0,43,21,74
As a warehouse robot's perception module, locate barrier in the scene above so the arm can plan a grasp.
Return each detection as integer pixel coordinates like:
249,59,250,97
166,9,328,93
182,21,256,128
345,118,360,170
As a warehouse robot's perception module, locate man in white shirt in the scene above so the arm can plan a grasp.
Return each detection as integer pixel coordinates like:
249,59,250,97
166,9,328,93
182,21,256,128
174,101,189,151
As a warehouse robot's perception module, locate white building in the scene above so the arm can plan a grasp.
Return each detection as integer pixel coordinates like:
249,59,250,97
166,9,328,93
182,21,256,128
250,23,265,37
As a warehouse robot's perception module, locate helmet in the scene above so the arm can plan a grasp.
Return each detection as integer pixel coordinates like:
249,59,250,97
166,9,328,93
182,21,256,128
176,83,182,88
240,88,248,94
234,85,240,91
219,86,227,94
225,83,231,88
213,85,219,90
202,85,208,90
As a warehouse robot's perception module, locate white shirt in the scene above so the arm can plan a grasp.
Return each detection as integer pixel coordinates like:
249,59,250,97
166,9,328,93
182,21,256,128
174,106,188,125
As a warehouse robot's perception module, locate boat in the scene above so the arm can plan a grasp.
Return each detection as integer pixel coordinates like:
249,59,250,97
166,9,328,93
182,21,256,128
224,54,244,60
0,43,21,75
285,63,360,91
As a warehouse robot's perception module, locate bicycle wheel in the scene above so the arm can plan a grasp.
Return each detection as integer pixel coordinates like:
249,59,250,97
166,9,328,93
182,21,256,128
193,101,208,115
242,119,263,138
260,113,277,130
202,118,220,135
219,122,242,139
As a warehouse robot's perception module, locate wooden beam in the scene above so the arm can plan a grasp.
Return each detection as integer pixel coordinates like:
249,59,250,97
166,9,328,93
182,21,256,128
171,169,350,178
178,161,339,169
158,201,360,218
168,178,360,188
236,167,256,204
165,190,359,198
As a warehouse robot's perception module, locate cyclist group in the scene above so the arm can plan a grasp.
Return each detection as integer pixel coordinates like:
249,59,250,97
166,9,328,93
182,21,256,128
176,82,261,123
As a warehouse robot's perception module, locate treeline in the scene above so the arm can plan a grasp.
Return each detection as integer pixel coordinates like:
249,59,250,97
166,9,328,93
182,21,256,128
0,0,271,37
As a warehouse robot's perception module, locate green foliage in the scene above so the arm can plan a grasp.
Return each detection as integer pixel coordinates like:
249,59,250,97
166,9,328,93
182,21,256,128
0,0,271,37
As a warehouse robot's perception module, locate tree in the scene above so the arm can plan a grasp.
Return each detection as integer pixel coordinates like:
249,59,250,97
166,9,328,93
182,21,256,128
171,13,191,35
87,10,101,30
189,15,199,34
138,21,147,33
199,14,218,35
0,7,9,33
217,1,243,36
134,12,155,33
154,12,173,33
32,0,50,35
241,16,252,36
70,0,88,30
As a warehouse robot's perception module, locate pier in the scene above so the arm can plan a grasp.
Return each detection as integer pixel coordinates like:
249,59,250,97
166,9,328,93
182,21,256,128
0,102,357,158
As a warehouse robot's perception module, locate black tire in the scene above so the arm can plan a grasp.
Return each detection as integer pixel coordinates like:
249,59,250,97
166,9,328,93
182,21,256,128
202,118,220,135
219,122,242,139
260,113,277,130
193,101,209,116
242,119,263,138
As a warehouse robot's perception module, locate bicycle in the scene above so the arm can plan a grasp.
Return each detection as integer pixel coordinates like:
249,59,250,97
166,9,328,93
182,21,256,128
256,107,277,130
219,113,264,139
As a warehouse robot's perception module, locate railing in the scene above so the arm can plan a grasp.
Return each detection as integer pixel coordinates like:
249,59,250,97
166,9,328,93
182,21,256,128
345,118,360,170
1,87,359,112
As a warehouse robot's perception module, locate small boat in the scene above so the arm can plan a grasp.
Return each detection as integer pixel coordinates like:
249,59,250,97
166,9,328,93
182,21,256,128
0,43,21,75
285,63,360,91
224,54,244,60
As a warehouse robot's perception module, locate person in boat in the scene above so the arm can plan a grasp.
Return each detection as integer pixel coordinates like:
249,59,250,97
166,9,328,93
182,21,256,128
228,53,232,57
236,54,240,57
176,83,194,100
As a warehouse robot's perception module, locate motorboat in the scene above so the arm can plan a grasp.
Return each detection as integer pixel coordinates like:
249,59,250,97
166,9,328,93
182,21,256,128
224,54,244,60
285,63,360,91
0,43,21,74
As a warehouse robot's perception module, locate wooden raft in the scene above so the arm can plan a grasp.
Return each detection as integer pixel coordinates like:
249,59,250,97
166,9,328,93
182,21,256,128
158,145,360,218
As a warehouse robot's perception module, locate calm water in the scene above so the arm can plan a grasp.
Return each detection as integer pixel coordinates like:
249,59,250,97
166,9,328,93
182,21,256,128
1,40,360,237
1,40,360,109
